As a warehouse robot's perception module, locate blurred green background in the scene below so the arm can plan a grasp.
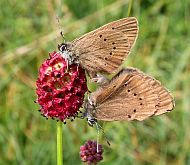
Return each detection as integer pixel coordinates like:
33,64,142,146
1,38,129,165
0,0,190,164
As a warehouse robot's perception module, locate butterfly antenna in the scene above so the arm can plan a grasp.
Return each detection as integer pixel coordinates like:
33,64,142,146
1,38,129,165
56,15,66,43
95,122,111,147
95,122,100,152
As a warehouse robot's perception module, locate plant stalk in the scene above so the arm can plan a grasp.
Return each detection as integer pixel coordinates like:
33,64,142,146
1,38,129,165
57,121,63,165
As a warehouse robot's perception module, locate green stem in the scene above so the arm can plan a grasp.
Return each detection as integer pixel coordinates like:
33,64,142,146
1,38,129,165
127,0,133,17
57,121,63,165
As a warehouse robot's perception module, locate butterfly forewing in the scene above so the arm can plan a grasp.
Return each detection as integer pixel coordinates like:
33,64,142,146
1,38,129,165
72,30,130,73
70,18,138,75
90,68,174,121
98,17,138,46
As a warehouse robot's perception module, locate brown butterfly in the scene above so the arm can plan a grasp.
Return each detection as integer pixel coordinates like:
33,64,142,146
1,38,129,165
58,17,138,78
83,67,175,126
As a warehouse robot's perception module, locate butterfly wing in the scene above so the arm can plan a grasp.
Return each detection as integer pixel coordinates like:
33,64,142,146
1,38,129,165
91,68,174,121
71,17,138,74
89,68,133,104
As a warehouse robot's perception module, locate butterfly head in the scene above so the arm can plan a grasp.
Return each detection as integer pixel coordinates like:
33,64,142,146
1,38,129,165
58,42,75,64
58,43,69,52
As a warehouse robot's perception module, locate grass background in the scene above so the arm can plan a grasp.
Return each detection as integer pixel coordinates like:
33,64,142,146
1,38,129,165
0,0,190,164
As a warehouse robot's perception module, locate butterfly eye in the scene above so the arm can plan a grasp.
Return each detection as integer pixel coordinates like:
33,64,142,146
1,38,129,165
58,43,67,52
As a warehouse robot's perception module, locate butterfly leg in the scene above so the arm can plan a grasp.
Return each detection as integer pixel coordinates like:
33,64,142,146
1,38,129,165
87,94,94,105
87,71,109,86
65,60,68,72
90,73,109,86
76,63,79,72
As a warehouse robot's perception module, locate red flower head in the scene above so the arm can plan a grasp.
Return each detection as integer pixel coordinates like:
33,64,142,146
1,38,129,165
36,52,87,122
80,140,104,165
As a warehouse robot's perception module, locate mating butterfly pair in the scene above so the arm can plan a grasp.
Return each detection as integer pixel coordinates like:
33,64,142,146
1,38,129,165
58,17,174,126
